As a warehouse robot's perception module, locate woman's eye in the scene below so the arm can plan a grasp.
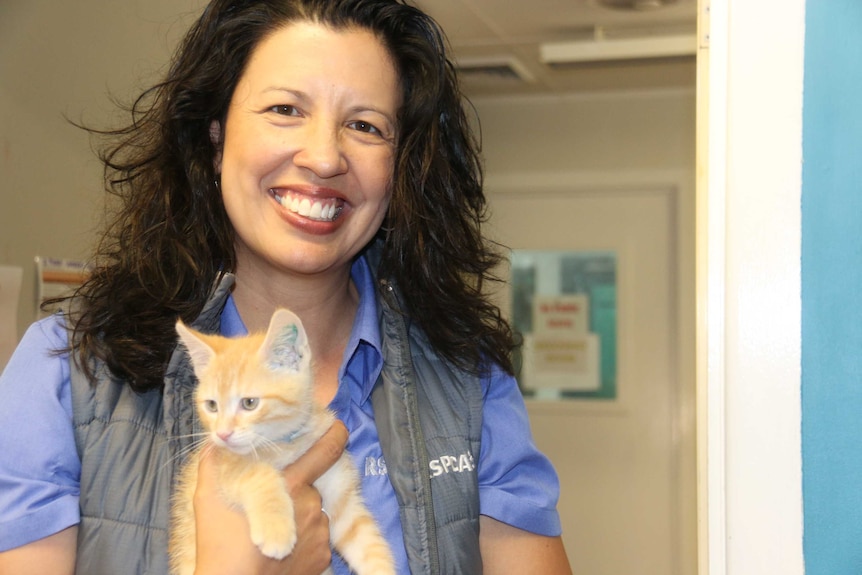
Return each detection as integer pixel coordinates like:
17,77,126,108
270,105,300,116
204,399,218,413
348,120,381,135
241,397,259,410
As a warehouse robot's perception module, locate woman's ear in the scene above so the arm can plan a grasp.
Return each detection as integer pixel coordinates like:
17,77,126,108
210,120,223,172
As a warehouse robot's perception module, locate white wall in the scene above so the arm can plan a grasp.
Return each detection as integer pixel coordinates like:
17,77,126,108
475,89,695,178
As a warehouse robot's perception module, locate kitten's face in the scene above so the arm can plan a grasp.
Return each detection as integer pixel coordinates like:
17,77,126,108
196,354,312,455
176,309,313,456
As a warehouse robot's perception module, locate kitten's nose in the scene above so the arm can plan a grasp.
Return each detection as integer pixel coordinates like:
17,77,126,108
217,430,233,441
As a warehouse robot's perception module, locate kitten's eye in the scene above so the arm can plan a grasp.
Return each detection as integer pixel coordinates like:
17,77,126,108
203,399,218,413
241,397,259,411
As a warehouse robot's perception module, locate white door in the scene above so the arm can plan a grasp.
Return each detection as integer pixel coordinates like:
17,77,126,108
488,187,695,575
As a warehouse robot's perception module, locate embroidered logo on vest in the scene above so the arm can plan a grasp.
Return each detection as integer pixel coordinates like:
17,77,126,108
429,451,475,478
363,451,476,478
365,455,388,476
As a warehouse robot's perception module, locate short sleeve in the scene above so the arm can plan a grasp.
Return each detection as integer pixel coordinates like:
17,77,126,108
0,316,81,551
478,365,562,536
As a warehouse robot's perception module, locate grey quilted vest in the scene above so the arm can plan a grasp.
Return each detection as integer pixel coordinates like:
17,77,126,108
70,258,483,574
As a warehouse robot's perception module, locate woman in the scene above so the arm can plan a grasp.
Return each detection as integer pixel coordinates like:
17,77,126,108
0,0,571,573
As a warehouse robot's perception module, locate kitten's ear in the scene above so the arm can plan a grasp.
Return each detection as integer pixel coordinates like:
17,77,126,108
176,319,216,373
260,308,310,373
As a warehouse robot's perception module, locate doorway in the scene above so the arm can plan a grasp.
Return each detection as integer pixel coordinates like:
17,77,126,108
488,185,696,575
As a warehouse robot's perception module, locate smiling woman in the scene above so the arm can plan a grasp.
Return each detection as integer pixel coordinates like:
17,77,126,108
0,1,571,574
217,23,399,286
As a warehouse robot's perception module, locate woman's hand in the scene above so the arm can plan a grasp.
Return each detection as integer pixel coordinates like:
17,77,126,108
192,421,348,575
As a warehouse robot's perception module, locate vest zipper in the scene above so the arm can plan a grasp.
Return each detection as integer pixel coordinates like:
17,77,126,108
380,279,441,575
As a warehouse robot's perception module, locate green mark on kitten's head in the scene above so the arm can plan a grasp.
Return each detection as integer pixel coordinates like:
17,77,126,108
267,323,303,371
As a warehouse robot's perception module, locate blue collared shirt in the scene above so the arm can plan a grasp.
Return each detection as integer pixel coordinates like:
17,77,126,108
0,256,562,570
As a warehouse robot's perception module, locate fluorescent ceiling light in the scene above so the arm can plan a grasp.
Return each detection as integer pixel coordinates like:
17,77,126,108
540,33,696,65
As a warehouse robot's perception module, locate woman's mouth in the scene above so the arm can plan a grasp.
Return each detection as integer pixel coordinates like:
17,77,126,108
271,189,344,222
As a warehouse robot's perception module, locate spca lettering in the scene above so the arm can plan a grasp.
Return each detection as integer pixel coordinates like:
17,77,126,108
429,452,475,478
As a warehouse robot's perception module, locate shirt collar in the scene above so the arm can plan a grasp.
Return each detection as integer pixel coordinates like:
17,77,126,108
220,293,246,337
346,254,382,355
339,255,383,406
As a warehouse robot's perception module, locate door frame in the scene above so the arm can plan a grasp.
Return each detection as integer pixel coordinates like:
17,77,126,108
695,1,805,573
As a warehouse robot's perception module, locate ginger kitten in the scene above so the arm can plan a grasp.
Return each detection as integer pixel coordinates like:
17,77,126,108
168,308,394,575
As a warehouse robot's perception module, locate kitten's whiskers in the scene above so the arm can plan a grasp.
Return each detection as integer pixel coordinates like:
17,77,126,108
160,431,211,473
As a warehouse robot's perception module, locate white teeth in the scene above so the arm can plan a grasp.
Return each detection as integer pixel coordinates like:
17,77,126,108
276,192,342,222
298,198,312,217
309,201,322,219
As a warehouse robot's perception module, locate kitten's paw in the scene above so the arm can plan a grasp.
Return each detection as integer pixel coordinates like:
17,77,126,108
257,538,296,561
249,520,297,560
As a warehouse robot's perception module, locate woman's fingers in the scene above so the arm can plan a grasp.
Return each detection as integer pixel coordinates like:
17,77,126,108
283,420,348,490
279,420,347,571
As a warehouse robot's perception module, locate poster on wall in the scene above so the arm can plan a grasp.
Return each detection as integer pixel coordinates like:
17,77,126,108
35,257,91,319
510,250,617,400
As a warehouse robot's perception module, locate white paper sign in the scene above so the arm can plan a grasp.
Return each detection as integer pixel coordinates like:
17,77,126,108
522,294,600,391
35,257,90,318
521,332,601,391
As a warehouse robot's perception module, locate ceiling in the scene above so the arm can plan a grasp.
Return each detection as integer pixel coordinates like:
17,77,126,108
411,0,699,97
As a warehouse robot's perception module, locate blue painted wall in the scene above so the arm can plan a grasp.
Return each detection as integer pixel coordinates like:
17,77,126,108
802,1,862,573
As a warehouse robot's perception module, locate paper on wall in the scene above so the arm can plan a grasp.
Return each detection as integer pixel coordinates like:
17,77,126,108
35,256,90,319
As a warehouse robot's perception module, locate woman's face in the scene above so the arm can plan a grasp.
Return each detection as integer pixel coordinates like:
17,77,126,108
215,22,400,280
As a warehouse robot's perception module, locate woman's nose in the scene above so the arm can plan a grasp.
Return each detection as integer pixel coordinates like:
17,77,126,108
293,119,348,178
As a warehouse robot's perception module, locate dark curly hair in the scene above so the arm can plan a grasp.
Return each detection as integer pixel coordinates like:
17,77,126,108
64,0,516,392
